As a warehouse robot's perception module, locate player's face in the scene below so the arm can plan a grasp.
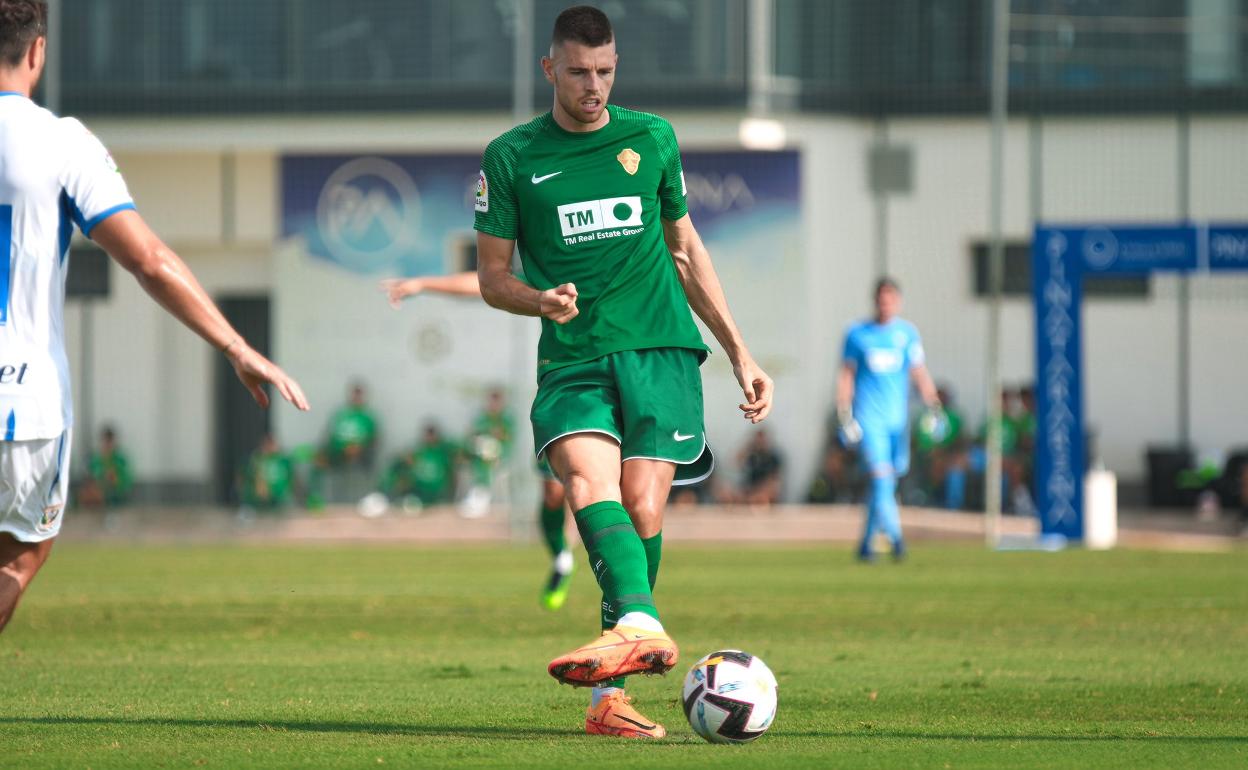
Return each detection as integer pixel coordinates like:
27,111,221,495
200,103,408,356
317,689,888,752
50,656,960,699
876,286,901,321
543,40,617,128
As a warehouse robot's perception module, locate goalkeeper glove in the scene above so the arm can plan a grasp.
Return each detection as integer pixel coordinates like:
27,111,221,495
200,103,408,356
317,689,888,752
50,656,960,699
837,405,862,448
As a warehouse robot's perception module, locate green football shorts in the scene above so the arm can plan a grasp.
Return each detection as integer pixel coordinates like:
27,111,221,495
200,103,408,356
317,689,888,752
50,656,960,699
531,347,714,486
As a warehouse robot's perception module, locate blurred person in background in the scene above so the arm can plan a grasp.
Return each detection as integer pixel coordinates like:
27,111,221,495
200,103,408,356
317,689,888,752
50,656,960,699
238,433,294,514
79,425,132,508
1015,384,1038,513
308,381,378,507
379,423,459,508
0,0,308,633
736,427,784,506
321,382,379,469
837,278,940,562
806,441,861,504
460,388,515,518
382,271,576,611
975,387,1032,515
912,386,965,509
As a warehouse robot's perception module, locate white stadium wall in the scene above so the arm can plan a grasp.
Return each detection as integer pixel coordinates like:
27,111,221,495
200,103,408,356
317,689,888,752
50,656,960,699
77,112,1248,498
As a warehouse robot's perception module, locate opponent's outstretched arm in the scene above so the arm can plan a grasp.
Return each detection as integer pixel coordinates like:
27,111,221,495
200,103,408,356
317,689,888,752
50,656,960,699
662,214,773,423
476,232,579,324
91,210,309,411
380,271,482,308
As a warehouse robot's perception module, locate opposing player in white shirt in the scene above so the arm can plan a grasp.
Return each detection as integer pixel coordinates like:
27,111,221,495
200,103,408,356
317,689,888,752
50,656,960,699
0,1,309,633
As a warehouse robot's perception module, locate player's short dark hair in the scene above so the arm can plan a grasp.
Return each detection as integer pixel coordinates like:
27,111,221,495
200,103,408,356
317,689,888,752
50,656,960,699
875,276,900,296
0,0,46,68
552,5,613,48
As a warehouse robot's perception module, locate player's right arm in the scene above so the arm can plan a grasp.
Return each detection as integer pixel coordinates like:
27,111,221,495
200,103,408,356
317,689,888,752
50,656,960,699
91,211,309,411
836,361,856,417
835,332,861,444
472,138,577,323
476,233,578,323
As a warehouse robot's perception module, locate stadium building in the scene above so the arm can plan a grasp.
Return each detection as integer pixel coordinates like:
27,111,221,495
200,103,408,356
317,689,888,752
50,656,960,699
56,0,1248,506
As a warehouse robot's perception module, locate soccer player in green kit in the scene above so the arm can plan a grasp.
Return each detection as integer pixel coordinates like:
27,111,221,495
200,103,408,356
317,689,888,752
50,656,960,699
474,5,774,738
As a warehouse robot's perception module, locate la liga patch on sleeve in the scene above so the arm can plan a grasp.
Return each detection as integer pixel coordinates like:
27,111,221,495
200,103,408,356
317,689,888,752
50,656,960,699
475,170,489,213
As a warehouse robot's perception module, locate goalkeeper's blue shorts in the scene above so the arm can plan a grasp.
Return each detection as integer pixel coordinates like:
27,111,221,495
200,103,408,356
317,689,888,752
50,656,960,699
859,425,910,478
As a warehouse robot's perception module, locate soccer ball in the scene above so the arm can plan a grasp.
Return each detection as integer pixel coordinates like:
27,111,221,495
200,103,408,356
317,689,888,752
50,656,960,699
681,650,778,743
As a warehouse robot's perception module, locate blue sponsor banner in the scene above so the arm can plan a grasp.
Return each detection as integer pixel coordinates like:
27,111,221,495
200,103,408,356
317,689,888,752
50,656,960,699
1065,225,1198,274
1032,221,1248,542
1208,225,1248,271
1032,229,1085,540
282,154,481,276
281,150,801,276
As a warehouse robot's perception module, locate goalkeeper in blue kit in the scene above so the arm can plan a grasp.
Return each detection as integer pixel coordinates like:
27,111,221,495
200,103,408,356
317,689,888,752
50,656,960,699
837,278,940,561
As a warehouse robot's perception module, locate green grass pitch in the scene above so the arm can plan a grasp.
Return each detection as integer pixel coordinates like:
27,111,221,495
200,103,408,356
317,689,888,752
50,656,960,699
3,541,1246,768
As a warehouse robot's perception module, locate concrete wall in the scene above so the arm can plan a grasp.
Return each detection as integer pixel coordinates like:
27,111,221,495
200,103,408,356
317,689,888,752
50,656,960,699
75,111,1248,497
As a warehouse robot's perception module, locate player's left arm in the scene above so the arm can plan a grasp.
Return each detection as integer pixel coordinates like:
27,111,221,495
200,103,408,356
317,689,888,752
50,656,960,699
911,364,940,408
662,214,773,423
91,211,309,411
380,271,482,308
907,331,940,408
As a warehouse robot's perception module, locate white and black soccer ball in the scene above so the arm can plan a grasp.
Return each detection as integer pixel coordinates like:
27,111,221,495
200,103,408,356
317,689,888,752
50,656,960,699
682,650,778,743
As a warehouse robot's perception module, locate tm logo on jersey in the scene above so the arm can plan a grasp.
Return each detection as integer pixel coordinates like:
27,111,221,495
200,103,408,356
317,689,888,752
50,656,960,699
557,196,644,245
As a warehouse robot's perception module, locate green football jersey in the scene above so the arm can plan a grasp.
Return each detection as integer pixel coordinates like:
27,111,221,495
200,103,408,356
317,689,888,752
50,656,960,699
474,105,709,376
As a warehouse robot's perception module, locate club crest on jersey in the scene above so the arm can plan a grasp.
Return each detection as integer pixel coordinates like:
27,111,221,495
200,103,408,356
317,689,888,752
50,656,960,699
616,148,641,175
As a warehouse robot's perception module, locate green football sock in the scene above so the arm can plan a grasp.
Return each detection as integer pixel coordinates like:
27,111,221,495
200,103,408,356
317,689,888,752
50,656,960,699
539,502,566,558
643,531,663,591
597,532,665,692
574,501,657,622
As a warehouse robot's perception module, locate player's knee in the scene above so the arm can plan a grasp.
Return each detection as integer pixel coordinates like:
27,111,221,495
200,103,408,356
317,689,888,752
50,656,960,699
870,474,896,497
1,538,55,589
561,470,620,511
2,557,45,593
620,492,663,535
542,479,565,508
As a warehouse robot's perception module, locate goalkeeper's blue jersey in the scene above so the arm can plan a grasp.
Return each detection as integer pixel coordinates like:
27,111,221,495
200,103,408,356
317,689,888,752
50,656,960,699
842,318,925,432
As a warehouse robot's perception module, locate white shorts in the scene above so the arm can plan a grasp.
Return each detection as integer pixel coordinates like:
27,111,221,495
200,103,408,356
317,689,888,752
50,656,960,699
0,431,72,543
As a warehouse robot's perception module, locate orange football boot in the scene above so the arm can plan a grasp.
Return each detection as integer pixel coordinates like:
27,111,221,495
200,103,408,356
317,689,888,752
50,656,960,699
547,625,678,686
585,691,667,738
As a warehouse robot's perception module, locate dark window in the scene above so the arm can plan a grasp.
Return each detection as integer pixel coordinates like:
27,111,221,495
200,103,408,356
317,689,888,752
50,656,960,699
59,0,747,115
972,241,1150,298
66,245,111,299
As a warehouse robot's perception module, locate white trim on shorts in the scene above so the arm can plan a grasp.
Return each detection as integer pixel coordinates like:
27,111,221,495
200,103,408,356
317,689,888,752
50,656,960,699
622,439,715,486
535,428,623,465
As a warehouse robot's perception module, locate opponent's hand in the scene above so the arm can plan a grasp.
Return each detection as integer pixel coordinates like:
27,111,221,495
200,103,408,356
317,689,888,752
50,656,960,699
379,278,423,309
226,342,310,411
734,357,774,424
539,283,579,324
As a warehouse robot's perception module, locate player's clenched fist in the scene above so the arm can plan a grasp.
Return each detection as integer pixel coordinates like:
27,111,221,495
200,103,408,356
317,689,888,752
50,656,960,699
540,283,579,324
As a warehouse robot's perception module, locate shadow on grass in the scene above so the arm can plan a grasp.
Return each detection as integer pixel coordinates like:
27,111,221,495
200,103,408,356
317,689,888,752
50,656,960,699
0,715,571,740
827,731,1248,744
1,717,1246,745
